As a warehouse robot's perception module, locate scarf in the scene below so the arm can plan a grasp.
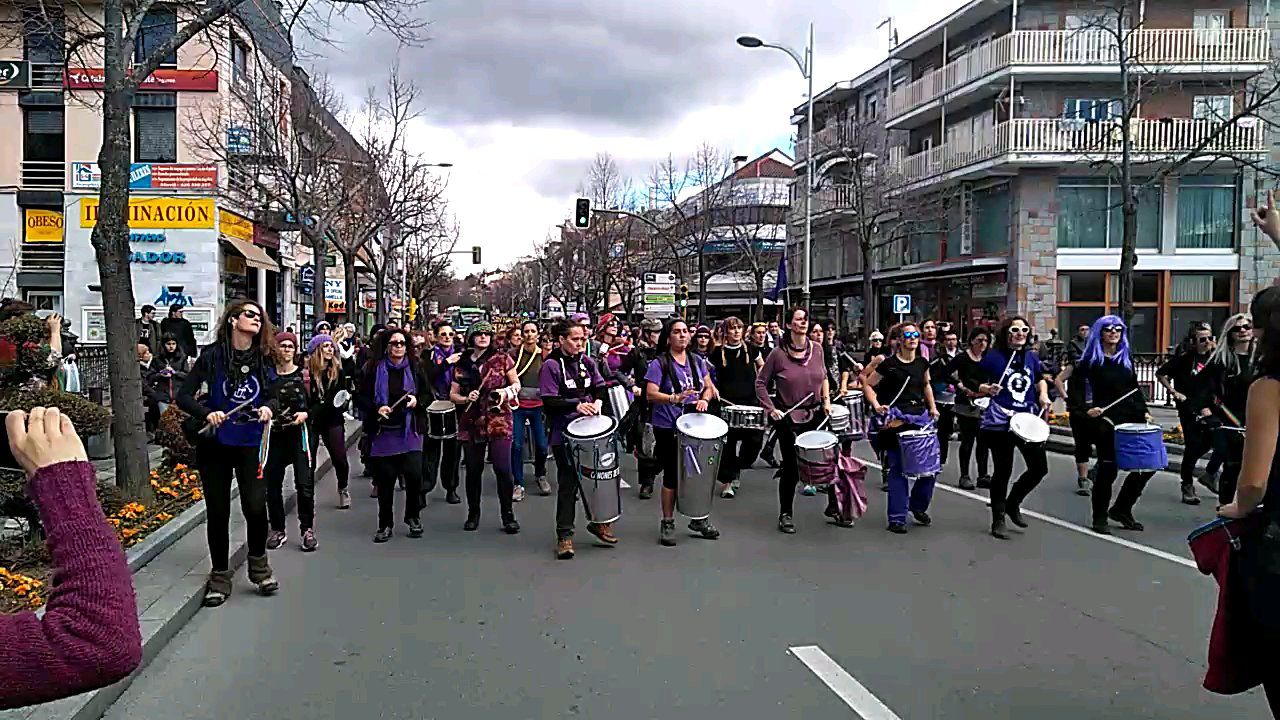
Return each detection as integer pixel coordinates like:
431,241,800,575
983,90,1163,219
374,356,416,418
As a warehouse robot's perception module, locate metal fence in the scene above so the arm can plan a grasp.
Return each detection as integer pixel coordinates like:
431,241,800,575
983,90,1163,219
73,345,112,404
1039,341,1174,407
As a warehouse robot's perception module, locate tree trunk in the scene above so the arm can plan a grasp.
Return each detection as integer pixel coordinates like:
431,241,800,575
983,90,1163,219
861,236,875,336
341,250,357,324
373,263,387,325
696,251,708,324
1118,192,1138,324
94,0,151,501
309,231,326,324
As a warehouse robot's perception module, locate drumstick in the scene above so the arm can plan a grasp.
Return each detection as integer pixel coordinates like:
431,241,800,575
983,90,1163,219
378,394,411,422
1098,388,1139,415
778,393,815,419
200,398,255,436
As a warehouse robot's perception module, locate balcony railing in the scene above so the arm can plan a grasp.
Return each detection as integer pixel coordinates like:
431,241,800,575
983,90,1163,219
788,183,861,219
796,120,859,164
888,27,1271,120
20,160,65,190
892,117,1266,187
19,243,64,273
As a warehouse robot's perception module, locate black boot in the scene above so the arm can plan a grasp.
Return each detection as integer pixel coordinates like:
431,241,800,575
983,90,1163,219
990,503,1009,539
463,511,480,531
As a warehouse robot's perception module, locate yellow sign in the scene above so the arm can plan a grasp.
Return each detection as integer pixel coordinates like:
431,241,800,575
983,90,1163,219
218,209,254,242
325,299,347,314
80,197,215,229
24,209,63,243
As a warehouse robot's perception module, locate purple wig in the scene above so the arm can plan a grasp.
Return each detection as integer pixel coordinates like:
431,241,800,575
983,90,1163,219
1080,314,1132,371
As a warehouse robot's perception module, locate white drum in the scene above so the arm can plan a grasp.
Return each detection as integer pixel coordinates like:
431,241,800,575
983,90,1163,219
722,404,767,431
1009,412,1050,444
565,414,623,524
606,384,632,421
796,430,839,486
827,404,851,434
675,413,728,520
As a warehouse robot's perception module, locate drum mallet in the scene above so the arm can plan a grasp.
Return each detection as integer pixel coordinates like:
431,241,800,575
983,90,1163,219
199,398,255,436
1097,388,1140,415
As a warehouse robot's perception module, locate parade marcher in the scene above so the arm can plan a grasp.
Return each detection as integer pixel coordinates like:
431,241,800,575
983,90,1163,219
801,321,840,496
540,320,614,559
838,333,864,394
1156,322,1216,505
450,321,521,534
1059,316,1157,535
625,318,663,499
972,317,1051,539
755,306,832,534
863,322,940,534
177,298,279,607
423,321,463,506
355,328,427,542
766,321,783,351
263,332,317,552
691,325,714,360
306,332,352,508
1205,313,1256,507
919,318,938,360
863,330,888,365
644,318,720,545
948,327,992,490
931,328,961,467
511,320,551,499
709,316,765,499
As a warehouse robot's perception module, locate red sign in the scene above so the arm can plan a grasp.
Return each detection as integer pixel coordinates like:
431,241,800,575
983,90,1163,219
65,68,219,92
148,164,218,190
254,224,280,250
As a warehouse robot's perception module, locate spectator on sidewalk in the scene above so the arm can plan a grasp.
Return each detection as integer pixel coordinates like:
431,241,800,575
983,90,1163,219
160,304,198,358
135,305,162,353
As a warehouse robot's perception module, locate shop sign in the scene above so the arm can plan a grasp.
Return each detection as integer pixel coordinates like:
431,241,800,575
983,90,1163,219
80,197,216,229
24,209,63,243
0,61,30,91
362,291,377,310
129,250,186,264
325,299,347,314
253,224,280,250
71,162,218,191
65,67,219,92
324,278,345,301
219,209,254,242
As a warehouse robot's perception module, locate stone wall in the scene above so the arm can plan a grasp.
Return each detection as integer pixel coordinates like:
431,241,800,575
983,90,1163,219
1241,2,1280,306
1008,169,1059,334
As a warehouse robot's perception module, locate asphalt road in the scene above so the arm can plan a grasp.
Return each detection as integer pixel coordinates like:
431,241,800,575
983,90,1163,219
103,438,1270,720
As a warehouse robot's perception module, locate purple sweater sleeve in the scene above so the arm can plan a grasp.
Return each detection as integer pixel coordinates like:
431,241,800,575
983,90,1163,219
756,350,778,413
0,461,142,710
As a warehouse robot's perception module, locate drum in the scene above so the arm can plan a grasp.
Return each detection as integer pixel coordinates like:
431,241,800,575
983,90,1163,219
1009,412,1050,444
827,404,851,434
897,429,941,480
722,404,767,431
1114,423,1168,473
795,430,838,486
934,390,956,406
675,412,728,520
840,391,866,441
973,397,991,411
606,384,632,421
426,400,457,440
565,415,622,524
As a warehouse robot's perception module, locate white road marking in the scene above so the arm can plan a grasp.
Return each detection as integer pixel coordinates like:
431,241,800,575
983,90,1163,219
789,645,903,719
855,456,1197,570
620,479,631,489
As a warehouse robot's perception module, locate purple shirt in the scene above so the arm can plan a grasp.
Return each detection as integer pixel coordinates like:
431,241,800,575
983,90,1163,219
755,342,828,414
539,350,606,445
427,344,456,400
644,354,709,429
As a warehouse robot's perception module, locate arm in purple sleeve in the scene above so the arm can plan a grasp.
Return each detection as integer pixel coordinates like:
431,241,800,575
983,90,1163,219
755,350,779,413
539,358,576,412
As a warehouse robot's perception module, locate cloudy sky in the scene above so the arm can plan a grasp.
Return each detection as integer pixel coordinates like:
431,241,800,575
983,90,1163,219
320,0,949,270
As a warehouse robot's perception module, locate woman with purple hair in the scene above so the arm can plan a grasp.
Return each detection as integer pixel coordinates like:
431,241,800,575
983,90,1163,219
1058,315,1155,535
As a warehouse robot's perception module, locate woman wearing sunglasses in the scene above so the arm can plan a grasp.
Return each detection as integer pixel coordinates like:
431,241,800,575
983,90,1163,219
1058,315,1155,535
971,317,1051,539
1156,322,1217,505
947,326,992,490
1204,313,1256,506
450,321,521,534
263,331,317,552
423,321,464,506
306,332,353,509
177,299,279,607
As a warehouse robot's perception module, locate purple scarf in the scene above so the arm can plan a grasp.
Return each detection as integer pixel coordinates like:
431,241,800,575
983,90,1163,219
375,356,416,409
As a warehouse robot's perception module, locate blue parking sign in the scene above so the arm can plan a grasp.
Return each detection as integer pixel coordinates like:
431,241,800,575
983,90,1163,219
892,294,911,315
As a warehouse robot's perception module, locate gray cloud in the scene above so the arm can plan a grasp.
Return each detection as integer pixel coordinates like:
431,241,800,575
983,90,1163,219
523,155,665,199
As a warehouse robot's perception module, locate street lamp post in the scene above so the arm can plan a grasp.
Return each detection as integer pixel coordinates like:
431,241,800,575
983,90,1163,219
738,23,814,313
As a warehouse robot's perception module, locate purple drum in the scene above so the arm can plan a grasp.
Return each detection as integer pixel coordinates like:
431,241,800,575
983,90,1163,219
898,429,941,480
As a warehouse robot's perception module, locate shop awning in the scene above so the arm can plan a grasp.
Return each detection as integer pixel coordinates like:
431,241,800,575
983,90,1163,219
223,237,279,271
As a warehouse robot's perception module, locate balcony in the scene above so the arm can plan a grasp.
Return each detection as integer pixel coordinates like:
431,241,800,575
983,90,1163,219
891,117,1266,189
29,63,63,91
795,120,858,167
788,183,862,222
21,161,65,190
887,28,1271,126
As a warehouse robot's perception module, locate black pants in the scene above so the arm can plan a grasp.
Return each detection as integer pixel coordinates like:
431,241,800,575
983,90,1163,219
1069,413,1096,466
1092,426,1154,521
1213,426,1246,506
982,430,1048,519
463,438,515,521
718,428,764,484
936,406,956,466
422,436,460,501
776,414,824,517
654,427,679,490
638,454,660,489
197,443,266,572
309,421,349,491
956,414,989,479
553,443,595,538
266,426,314,533
371,451,423,529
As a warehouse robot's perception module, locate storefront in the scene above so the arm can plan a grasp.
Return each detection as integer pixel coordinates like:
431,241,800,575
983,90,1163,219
874,271,1008,339
1056,270,1235,354
218,208,280,317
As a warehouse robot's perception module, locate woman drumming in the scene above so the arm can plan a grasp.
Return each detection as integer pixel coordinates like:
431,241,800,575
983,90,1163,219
1205,313,1256,506
263,332,317,552
947,327,992,490
862,322,940,534
973,317,1051,540
755,306,832,534
449,321,521,534
177,299,279,607
645,318,720,546
1058,316,1155,535
306,332,353,509
423,322,463,506
355,328,428,543
709,316,765,499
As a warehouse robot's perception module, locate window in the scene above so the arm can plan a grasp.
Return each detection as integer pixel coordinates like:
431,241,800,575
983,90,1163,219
1058,272,1106,303
1062,98,1122,121
23,108,63,161
135,7,176,66
1171,271,1232,303
1193,10,1229,45
1177,175,1235,249
1193,95,1233,121
23,7,64,64
863,92,878,121
134,93,177,162
1057,178,1160,249
232,33,251,85
973,185,1010,255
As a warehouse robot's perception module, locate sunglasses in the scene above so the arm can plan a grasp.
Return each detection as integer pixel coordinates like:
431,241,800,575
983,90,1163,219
438,332,455,338
388,340,407,347
240,309,261,320
1233,324,1252,332
1196,337,1213,343
1008,327,1030,335
1103,325,1124,333
902,331,921,339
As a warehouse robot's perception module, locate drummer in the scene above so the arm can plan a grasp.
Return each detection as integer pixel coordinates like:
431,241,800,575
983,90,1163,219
862,322,940,534
1057,315,1156,535
930,328,961,468
644,318,720,546
538,320,614,559
1155,322,1215,505
1204,313,1256,506
709,316,765,499
972,316,1051,540
623,319,663,498
947,327,992,490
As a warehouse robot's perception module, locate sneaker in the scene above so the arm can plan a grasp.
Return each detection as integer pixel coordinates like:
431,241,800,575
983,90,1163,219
1107,508,1144,532
463,515,480,532
910,510,932,527
587,522,618,545
374,527,393,543
266,530,287,550
337,489,352,509
989,517,1009,540
536,477,552,495
802,484,817,496
777,514,796,534
1180,480,1201,506
202,570,233,608
721,485,736,499
689,518,720,540
407,518,424,538
958,476,976,490
300,528,318,552
556,536,575,559
446,490,462,505
887,522,908,535
513,485,526,502
1076,478,1093,497
638,484,653,500
502,517,521,535
976,475,992,490
659,519,677,546
731,478,741,491
1091,517,1112,535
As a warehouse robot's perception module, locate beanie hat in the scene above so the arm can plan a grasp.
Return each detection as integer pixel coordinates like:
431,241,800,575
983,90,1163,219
467,320,495,345
275,331,298,347
307,333,334,354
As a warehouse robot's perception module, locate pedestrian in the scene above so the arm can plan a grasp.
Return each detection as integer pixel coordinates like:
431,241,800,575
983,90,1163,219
1204,313,1256,506
709,316,765,499
151,334,188,416
931,328,961,467
510,320,551,499
422,321,463,506
766,320,783,351
356,328,427,543
1156,322,1216,505
263,331,317,552
625,318,663,498
755,306,832,534
863,330,888,365
837,332,864,394
691,325,713,359
919,318,938,360
947,327,992,490
177,298,279,607
135,304,162,353
306,332,352,508
161,303,198,358
973,316,1052,540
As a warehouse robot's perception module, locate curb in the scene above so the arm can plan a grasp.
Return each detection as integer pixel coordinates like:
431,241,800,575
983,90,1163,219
0,426,362,720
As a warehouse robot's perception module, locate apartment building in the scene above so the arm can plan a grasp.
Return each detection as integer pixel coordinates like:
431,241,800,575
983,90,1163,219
791,0,1278,352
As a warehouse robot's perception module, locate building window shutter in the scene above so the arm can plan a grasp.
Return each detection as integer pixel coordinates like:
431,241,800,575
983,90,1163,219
135,107,177,162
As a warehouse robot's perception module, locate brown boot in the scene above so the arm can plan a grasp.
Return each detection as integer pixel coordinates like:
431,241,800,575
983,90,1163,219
555,536,575,560
202,570,233,607
587,522,618,546
246,555,279,595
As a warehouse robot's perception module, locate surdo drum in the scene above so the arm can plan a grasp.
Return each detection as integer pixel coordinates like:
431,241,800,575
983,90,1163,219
1114,423,1168,473
897,429,941,480
426,400,458,440
675,412,728,521
565,414,623,524
795,430,839,486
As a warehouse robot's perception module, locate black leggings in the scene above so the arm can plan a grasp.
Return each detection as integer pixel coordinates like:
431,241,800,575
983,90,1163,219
266,426,314,532
956,414,989,479
718,428,763,484
198,443,267,571
982,430,1048,515
308,421,349,491
463,438,515,520
423,436,460,497
1092,425,1154,520
936,406,956,466
654,427,679,490
1213,427,1246,506
1178,411,1219,486
371,451,424,529
776,415,824,516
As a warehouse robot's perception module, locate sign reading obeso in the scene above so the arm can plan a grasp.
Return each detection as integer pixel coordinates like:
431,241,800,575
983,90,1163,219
80,197,216,229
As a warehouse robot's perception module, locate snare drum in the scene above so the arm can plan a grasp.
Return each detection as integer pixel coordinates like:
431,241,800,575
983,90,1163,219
827,404,851,435
606,384,632,421
840,391,866,441
1009,412,1050,444
426,400,458,440
722,404,767,431
934,390,956,406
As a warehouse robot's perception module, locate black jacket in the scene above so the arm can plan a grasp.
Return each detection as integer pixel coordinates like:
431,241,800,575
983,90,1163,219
160,316,198,357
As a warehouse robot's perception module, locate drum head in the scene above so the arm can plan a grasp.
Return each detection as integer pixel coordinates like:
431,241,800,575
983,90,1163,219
974,397,991,409
567,414,617,439
897,428,936,439
796,430,838,450
332,389,351,408
829,405,850,420
1009,413,1050,443
676,412,728,440
1115,422,1159,433
428,400,455,412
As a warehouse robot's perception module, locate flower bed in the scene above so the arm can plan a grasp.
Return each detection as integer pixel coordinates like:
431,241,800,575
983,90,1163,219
0,463,203,614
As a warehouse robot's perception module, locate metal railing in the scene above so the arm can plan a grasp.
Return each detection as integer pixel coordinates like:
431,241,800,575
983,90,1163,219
20,160,65,190
19,242,63,272
29,63,63,90
73,345,111,404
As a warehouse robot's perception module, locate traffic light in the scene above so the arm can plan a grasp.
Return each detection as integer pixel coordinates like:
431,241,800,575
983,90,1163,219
574,198,591,229
677,283,689,318
407,298,418,322
471,246,482,264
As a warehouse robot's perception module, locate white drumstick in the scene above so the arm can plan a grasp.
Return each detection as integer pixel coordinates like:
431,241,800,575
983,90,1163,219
1098,388,1140,415
779,392,815,419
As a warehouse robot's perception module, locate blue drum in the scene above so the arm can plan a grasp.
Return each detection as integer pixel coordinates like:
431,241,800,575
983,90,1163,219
1114,423,1168,473
898,429,941,480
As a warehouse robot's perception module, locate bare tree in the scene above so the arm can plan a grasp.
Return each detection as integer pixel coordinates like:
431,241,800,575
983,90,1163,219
403,217,459,321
